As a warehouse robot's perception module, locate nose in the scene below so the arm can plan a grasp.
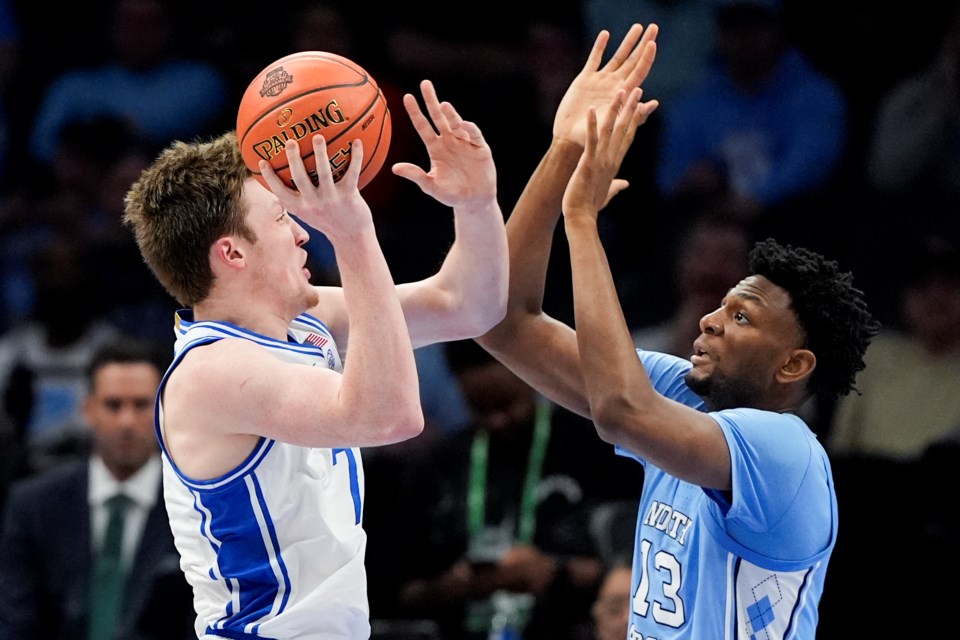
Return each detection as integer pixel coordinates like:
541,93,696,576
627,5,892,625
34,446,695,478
699,307,722,335
290,215,310,246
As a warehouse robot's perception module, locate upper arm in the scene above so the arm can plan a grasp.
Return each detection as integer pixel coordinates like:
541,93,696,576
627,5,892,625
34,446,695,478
477,309,592,418
395,275,489,348
591,351,732,489
164,339,392,449
601,393,732,490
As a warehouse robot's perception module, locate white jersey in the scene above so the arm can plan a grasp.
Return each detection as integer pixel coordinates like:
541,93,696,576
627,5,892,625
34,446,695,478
157,310,369,640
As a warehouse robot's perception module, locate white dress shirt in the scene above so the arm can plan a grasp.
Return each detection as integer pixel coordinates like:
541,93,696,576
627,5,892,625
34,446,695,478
88,454,162,565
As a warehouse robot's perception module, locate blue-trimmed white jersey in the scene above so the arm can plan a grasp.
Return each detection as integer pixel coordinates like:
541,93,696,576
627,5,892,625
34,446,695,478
616,350,837,640
158,310,368,640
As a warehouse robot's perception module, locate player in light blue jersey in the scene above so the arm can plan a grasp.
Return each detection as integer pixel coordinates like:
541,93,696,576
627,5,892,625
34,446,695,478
121,79,508,639
477,23,880,639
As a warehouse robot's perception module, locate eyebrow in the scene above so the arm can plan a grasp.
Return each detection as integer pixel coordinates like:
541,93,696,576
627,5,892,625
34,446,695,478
732,290,765,306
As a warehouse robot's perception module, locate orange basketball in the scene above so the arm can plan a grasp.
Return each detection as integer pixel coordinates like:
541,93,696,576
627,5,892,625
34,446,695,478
236,51,392,191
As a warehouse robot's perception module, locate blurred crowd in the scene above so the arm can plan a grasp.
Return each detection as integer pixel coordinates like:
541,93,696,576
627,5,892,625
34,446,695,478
0,0,958,638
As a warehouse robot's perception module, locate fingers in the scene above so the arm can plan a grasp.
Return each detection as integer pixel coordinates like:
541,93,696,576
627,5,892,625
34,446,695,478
342,139,363,188
258,157,289,195
418,79,449,134
634,97,660,128
582,29,611,74
402,90,440,146
584,105,599,155
606,23,646,71
458,120,486,146
605,23,659,89
285,137,315,191
626,32,658,88
440,102,485,145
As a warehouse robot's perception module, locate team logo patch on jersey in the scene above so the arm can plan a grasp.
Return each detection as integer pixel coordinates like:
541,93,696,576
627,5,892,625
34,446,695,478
305,333,328,348
327,349,336,369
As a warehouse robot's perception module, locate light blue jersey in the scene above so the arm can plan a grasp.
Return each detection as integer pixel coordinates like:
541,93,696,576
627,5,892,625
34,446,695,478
157,310,369,640
617,350,837,640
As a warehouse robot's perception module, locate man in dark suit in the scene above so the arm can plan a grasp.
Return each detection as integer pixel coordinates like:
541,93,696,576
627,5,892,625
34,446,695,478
0,337,194,640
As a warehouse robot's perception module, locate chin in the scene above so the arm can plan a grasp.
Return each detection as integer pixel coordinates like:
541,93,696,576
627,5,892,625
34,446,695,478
684,368,708,391
301,285,320,310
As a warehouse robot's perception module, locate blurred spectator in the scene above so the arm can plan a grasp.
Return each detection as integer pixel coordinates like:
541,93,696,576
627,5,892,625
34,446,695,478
0,337,194,640
866,4,960,201
864,3,960,248
84,127,178,342
631,210,751,357
0,233,121,454
654,0,847,224
380,339,643,640
589,556,633,640
414,342,471,435
827,236,960,461
581,0,716,105
28,0,228,169
4,112,176,342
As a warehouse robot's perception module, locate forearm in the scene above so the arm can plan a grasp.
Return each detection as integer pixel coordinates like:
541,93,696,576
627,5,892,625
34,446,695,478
479,139,581,342
564,215,654,435
475,139,590,417
333,224,422,440
429,196,509,338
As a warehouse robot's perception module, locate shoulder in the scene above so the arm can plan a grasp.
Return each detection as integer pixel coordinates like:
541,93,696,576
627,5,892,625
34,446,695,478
636,350,704,409
711,409,817,466
170,337,268,386
711,408,808,436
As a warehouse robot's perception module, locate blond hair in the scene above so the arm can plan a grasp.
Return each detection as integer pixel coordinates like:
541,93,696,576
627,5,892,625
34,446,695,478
122,131,255,306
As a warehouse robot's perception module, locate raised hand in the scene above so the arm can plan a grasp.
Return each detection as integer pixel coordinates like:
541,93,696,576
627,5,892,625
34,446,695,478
562,87,649,224
259,135,375,241
554,23,659,147
392,79,497,210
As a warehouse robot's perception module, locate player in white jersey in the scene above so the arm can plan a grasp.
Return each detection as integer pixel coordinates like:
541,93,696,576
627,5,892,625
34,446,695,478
122,78,508,639
475,23,880,638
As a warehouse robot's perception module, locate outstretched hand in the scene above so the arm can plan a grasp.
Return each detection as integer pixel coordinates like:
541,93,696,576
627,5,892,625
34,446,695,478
554,23,659,148
562,87,648,224
392,79,497,210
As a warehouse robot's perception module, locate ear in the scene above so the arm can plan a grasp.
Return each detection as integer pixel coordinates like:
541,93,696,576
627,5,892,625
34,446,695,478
776,348,816,385
211,236,246,271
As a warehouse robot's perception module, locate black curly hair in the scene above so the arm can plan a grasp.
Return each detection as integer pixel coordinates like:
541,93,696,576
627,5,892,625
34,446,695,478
749,238,880,403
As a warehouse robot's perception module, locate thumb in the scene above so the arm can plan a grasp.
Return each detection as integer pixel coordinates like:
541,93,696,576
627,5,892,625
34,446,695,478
602,179,630,210
391,162,428,190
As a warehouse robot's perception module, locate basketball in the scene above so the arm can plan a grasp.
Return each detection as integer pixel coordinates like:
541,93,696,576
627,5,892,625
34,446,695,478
236,51,392,191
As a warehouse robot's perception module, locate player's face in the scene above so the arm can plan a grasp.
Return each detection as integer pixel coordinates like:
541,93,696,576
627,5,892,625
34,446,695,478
241,179,319,313
685,275,805,410
84,362,161,480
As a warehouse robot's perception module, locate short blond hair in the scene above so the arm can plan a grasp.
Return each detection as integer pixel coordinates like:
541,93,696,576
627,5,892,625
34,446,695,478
122,131,255,306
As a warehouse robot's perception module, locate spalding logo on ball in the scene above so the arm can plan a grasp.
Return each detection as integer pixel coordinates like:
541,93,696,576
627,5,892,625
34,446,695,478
237,51,391,191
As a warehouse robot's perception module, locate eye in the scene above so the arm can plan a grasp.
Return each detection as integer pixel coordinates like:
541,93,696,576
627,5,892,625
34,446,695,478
734,310,749,324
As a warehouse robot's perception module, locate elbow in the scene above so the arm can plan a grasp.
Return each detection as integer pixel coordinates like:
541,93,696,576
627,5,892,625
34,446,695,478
590,394,638,446
385,405,425,442
458,290,508,339
469,265,509,336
